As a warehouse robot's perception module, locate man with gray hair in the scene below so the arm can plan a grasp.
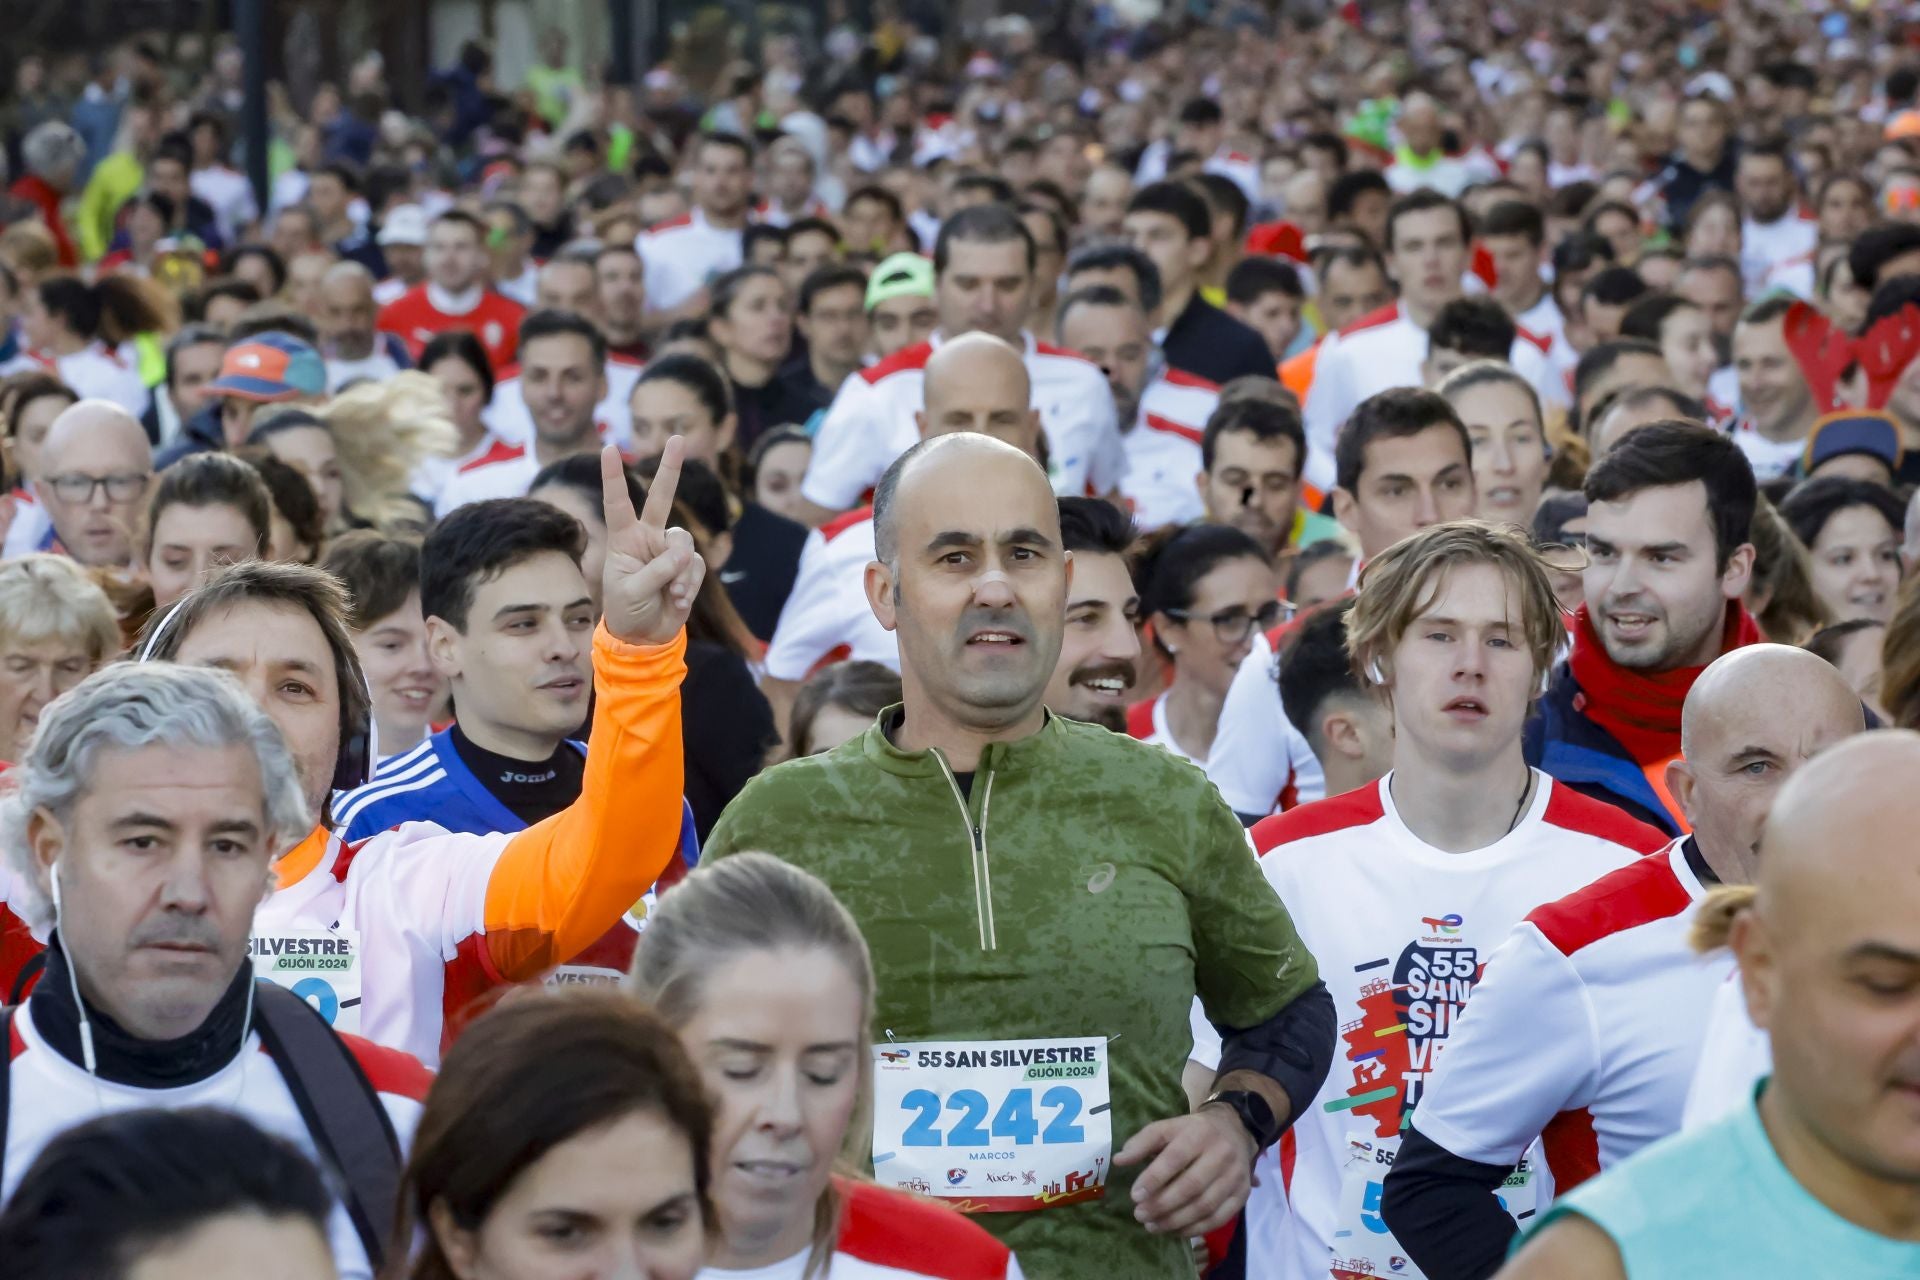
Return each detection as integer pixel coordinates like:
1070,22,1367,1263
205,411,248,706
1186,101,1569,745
11,121,85,267
0,662,430,1280
317,260,411,390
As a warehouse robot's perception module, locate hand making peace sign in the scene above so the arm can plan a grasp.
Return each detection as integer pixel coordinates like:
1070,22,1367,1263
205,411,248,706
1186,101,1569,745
599,437,705,647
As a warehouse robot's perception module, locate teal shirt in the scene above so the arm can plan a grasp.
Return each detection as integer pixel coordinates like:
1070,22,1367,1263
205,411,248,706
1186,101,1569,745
1538,1081,1920,1277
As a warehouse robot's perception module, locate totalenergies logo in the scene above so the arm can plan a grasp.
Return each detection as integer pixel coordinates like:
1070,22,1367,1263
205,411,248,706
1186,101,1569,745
1420,913,1464,936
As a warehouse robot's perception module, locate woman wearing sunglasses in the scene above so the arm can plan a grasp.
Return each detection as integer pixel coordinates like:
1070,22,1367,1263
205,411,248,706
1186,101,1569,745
1129,523,1281,766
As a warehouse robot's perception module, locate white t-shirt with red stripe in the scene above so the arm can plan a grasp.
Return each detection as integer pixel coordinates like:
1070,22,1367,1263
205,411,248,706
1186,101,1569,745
697,1179,1023,1279
764,507,897,682
1202,626,1327,816
1126,691,1202,766
433,439,543,518
636,208,745,311
486,355,645,450
801,333,1123,512
1121,369,1218,531
4,1002,429,1280
1245,773,1663,1280
1405,839,1732,1201
30,343,149,417
1301,304,1568,493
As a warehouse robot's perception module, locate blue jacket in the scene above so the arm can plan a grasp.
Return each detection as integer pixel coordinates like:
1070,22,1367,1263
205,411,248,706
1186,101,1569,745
1523,664,1680,838
335,727,701,870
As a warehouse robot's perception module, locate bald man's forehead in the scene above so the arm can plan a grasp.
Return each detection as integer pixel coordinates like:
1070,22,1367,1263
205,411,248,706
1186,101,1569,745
895,444,1058,540
1685,650,1865,761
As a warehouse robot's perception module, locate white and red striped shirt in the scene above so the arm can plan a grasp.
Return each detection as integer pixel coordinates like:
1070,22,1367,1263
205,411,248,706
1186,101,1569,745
4,1002,429,1280
432,438,543,517
30,343,148,417
1121,369,1219,531
1202,626,1326,817
696,1179,1023,1278
1126,691,1203,766
1245,773,1664,1280
1301,303,1567,493
763,506,897,682
636,208,745,311
800,333,1124,512
1405,839,1732,1197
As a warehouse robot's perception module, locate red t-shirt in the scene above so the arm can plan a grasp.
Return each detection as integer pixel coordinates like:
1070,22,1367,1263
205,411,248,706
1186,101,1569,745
377,285,526,371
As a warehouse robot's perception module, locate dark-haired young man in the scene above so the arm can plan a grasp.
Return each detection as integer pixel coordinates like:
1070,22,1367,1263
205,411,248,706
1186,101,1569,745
1275,598,1393,798
438,310,609,516
376,209,527,370
1041,495,1145,733
1527,422,1762,833
775,264,870,423
1123,180,1276,384
1479,199,1565,349
1304,191,1564,492
1198,397,1341,558
798,204,1120,525
1422,297,1520,387
1225,256,1306,363
335,500,696,977
636,132,753,320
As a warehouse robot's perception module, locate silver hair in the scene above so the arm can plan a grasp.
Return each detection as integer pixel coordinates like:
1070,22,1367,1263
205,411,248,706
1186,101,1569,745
22,121,85,183
0,663,311,931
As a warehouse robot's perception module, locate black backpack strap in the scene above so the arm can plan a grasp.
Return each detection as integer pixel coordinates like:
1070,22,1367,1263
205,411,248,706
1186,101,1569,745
251,982,402,1271
8,951,45,1007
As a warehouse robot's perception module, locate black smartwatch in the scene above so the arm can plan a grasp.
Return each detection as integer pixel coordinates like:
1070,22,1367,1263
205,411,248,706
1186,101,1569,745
1204,1088,1281,1153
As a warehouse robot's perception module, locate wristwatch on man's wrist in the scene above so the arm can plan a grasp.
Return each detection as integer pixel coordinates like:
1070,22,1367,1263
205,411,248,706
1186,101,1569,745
1203,1088,1280,1153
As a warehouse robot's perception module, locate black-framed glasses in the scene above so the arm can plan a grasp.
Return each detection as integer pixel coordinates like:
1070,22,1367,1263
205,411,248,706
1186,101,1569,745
45,473,150,504
1162,599,1291,645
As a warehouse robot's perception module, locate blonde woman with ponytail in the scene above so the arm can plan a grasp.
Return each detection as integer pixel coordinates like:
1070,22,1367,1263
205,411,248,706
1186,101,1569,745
629,854,1025,1280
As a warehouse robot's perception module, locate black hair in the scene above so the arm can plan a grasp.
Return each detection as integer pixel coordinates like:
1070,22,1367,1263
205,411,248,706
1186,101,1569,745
482,198,532,237
1125,180,1213,243
1327,169,1391,224
1055,284,1141,336
786,215,841,246
314,160,360,192
1572,338,1667,416
1480,199,1545,246
697,130,754,165
1551,231,1616,283
1017,200,1071,255
419,330,496,399
1738,137,1793,169
1427,297,1516,359
1201,396,1306,473
1335,388,1472,495
148,451,273,558
239,450,324,563
1581,265,1650,308
1191,173,1252,239
1532,491,1589,546
1618,292,1699,343
150,131,193,171
1584,420,1756,569
636,452,733,536
0,1108,332,1280
798,264,868,315
420,497,588,631
1226,256,1304,306
531,451,645,523
1138,523,1272,639
1740,294,1797,328
517,307,607,368
164,322,228,391
1057,494,1136,557
709,263,787,324
321,529,423,630
1315,243,1389,283
1287,538,1354,600
636,352,734,424
742,222,789,261
1588,384,1709,442
742,423,810,494
1777,475,1906,553
1384,189,1470,252
1277,597,1363,752
1676,253,1742,286
844,184,905,227
1064,242,1163,316
933,202,1036,275
1301,132,1348,167
1582,199,1641,236
1177,96,1225,127
1805,617,1885,669
1864,272,1920,331
220,243,288,295
951,172,1017,206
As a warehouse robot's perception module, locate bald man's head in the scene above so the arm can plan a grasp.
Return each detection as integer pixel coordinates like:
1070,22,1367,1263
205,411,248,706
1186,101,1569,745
865,430,1067,736
317,260,378,359
1668,644,1865,885
1734,731,1920,1188
35,400,153,567
916,332,1043,463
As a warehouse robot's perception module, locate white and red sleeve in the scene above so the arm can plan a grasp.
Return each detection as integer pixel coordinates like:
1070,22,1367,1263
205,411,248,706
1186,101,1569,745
802,374,887,511
1203,630,1325,816
1301,337,1355,494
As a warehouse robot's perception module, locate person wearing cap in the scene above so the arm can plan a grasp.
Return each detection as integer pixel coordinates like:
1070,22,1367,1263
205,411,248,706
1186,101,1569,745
155,332,327,469
1801,410,1904,487
373,203,429,306
865,250,938,361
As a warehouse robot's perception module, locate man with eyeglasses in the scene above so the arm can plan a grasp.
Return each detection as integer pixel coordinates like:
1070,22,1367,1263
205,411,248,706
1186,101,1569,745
30,400,153,567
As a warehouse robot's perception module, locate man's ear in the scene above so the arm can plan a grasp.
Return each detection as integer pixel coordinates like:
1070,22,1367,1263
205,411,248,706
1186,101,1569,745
1721,542,1756,601
715,412,739,454
1319,708,1367,762
1332,486,1358,533
864,560,899,632
425,616,463,680
1666,757,1699,827
1730,905,1777,1033
27,806,65,898
1186,236,1212,273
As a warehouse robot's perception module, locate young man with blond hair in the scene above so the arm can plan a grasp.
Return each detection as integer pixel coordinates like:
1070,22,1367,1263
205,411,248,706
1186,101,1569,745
1245,521,1668,1280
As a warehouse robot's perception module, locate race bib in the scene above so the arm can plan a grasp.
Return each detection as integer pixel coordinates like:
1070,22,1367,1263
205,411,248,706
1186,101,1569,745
251,928,362,1033
872,1036,1111,1212
1330,1132,1539,1280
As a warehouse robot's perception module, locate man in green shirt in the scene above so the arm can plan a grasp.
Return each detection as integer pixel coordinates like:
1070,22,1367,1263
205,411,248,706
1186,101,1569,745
706,335,1334,1277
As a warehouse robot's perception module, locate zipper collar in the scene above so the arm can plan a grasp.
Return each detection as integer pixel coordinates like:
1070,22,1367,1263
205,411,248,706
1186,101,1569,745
860,703,1059,779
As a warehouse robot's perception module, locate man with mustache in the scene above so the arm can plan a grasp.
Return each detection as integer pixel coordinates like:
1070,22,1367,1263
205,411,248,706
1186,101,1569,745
1499,731,1920,1278
1525,421,1762,834
1041,495,1144,732
1383,645,1865,1279
708,429,1336,1278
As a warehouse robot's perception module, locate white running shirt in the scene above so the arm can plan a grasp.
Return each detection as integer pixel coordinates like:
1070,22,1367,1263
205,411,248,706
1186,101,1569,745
1122,369,1219,531
1246,772,1661,1280
763,507,897,681
1203,627,1326,816
636,208,745,311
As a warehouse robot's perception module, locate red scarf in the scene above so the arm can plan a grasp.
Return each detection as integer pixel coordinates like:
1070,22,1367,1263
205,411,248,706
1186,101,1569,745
1567,602,1762,764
